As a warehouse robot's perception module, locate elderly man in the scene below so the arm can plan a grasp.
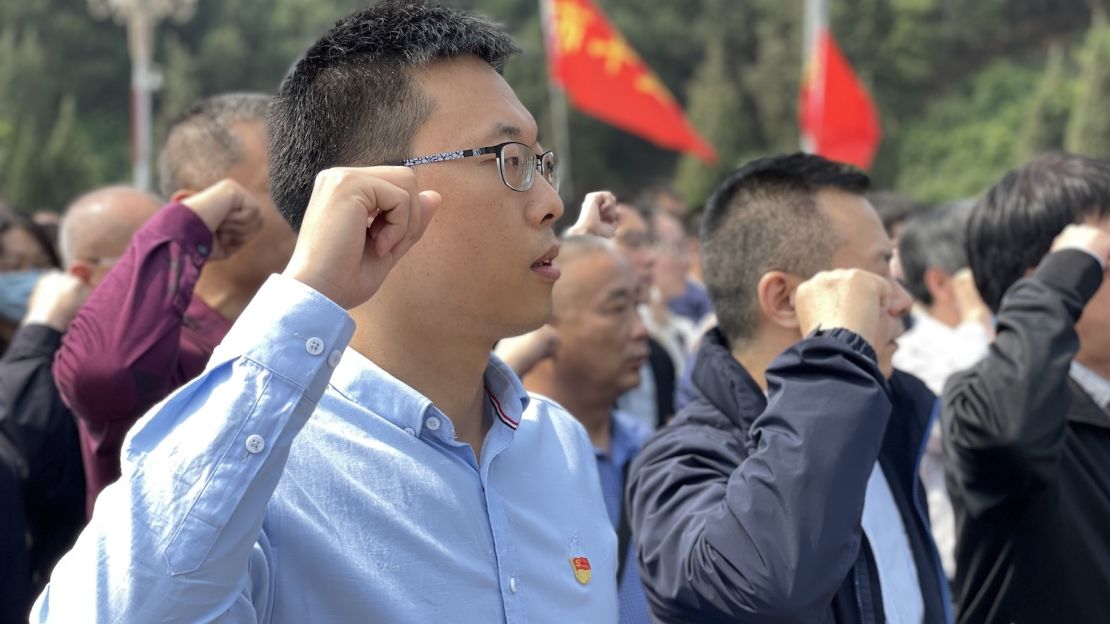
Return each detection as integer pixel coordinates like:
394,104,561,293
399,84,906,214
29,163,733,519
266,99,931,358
37,4,615,623
54,93,295,513
0,186,159,623
521,235,653,624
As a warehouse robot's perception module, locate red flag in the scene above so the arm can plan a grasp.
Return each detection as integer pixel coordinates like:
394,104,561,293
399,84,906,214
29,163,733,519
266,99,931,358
545,0,717,164
799,29,882,169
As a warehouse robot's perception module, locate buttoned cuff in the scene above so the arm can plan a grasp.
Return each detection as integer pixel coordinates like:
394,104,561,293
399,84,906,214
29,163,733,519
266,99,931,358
806,327,879,364
209,274,356,401
149,202,215,261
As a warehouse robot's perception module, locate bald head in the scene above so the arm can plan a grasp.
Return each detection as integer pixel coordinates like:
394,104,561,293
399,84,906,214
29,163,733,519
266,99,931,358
552,236,626,318
61,186,161,286
538,234,648,401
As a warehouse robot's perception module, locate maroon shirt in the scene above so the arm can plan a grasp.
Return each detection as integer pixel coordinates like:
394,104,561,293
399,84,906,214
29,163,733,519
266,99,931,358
54,203,232,515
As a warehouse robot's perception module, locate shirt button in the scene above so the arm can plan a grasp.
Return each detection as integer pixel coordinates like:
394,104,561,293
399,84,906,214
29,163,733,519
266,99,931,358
425,416,441,431
305,337,325,356
197,243,209,256
403,427,416,436
245,434,266,454
510,577,519,593
327,350,342,367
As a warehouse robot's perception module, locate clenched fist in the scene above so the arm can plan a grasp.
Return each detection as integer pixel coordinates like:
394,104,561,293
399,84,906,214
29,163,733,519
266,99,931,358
565,191,618,239
1051,221,1110,267
795,269,910,376
283,167,440,310
182,179,264,261
22,271,90,332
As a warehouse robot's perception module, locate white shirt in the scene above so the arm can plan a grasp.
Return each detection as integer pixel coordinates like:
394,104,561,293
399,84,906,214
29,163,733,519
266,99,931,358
861,462,925,624
894,311,991,396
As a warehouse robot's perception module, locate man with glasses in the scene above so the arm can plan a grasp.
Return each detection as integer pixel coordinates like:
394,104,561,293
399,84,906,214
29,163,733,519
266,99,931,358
35,4,616,623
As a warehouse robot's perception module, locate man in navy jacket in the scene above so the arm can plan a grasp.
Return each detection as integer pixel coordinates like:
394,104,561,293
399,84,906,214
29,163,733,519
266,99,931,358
627,153,951,623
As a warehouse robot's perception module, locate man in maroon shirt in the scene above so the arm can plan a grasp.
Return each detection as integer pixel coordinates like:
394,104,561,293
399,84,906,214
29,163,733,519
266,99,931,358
54,93,296,514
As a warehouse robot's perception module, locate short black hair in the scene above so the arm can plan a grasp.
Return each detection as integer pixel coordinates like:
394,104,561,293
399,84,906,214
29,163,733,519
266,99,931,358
159,93,272,198
898,200,973,306
270,1,520,230
701,153,870,346
968,152,1110,312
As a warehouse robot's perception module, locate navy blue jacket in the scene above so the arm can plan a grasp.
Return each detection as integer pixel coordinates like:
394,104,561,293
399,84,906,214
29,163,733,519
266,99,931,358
627,328,951,623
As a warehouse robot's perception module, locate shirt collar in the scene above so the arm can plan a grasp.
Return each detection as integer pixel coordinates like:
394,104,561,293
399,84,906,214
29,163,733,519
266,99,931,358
327,348,530,436
1070,362,1110,414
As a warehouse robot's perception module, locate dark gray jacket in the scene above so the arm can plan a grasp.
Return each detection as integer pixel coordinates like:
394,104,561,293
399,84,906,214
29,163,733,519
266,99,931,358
627,328,951,623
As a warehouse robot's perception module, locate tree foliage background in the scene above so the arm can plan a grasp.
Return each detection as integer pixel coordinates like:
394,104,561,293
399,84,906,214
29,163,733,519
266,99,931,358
2,0,1109,215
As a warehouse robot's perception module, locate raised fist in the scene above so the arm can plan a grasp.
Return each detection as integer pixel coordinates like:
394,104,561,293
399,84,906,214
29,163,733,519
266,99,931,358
22,271,90,332
565,191,618,239
282,166,441,310
795,269,910,376
182,178,264,261
1051,221,1110,267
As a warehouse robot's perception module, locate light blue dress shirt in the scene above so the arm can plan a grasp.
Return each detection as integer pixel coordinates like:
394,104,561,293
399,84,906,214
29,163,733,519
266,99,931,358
33,274,617,623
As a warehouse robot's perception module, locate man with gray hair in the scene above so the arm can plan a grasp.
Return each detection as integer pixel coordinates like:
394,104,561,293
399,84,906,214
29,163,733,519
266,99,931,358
54,93,293,514
894,201,993,394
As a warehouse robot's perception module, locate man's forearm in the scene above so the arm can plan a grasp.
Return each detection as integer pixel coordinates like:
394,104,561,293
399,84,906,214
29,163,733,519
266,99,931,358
54,203,213,423
34,275,355,623
943,249,1103,498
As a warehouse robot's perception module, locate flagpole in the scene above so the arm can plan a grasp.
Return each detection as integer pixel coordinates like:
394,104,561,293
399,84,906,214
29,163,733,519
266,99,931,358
539,0,575,203
801,0,828,152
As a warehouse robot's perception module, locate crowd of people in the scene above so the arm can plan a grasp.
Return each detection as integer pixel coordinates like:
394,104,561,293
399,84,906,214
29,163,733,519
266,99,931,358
1,2,1108,623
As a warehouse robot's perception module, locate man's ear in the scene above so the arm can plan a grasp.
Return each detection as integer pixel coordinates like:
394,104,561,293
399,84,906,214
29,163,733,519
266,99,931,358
757,271,803,332
170,189,195,204
67,262,92,286
924,267,951,305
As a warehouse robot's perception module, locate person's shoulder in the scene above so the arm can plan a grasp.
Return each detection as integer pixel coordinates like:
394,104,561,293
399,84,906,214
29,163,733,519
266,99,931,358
523,392,590,441
639,401,746,464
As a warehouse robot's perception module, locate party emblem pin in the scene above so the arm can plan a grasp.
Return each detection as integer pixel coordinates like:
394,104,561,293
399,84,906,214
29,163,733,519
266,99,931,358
569,556,592,585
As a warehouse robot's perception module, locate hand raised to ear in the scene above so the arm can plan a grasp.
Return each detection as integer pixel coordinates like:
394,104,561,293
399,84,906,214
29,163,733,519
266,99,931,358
794,269,895,352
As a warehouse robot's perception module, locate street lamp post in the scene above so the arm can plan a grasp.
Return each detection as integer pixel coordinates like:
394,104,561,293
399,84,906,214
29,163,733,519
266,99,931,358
88,0,197,191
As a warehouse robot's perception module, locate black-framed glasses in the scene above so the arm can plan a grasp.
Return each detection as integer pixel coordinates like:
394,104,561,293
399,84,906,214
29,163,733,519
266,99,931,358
385,141,559,192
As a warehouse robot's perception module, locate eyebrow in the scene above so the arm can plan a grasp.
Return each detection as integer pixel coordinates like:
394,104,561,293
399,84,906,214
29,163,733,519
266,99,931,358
489,123,522,142
487,121,543,146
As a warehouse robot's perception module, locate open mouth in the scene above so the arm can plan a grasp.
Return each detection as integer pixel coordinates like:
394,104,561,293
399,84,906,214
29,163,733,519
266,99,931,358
531,244,561,281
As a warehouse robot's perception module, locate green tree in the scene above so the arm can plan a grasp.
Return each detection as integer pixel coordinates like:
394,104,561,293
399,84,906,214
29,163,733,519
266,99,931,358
673,34,745,209
1065,11,1110,158
895,59,1039,202
1016,43,1075,161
